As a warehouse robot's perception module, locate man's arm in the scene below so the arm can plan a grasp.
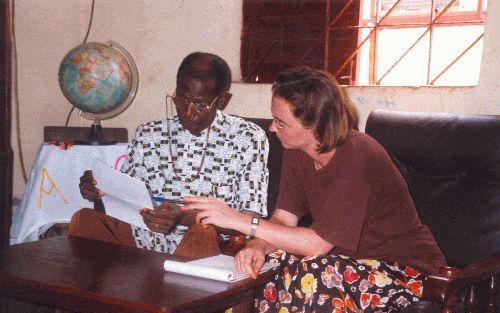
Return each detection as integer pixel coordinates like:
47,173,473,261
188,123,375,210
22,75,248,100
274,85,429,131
236,128,270,216
217,127,269,236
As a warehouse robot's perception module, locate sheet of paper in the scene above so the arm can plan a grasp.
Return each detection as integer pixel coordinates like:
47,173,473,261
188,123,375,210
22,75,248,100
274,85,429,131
90,158,153,229
163,254,279,282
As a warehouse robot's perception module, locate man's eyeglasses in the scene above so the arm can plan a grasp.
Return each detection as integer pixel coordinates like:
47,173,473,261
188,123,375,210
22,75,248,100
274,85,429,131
165,93,219,114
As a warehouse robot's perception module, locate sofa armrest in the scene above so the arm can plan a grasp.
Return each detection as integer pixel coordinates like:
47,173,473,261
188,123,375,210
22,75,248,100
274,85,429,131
423,253,500,313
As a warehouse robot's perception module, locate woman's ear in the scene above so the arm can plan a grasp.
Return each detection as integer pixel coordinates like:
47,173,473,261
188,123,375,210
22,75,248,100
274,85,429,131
217,92,232,111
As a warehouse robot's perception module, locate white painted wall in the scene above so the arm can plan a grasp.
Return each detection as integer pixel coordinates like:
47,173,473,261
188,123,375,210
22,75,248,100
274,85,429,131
11,0,499,199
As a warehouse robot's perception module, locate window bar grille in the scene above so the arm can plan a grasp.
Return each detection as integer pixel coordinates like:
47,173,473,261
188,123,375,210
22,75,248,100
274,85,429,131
478,0,484,13
426,0,437,84
376,0,457,85
428,0,461,84
429,33,483,85
323,0,331,72
338,20,484,28
242,0,484,85
375,0,459,85
371,0,381,84
340,59,355,85
333,0,403,80
243,1,308,82
299,0,356,70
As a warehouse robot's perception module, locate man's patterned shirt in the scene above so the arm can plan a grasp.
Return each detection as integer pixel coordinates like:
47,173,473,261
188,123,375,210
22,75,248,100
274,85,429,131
120,110,269,253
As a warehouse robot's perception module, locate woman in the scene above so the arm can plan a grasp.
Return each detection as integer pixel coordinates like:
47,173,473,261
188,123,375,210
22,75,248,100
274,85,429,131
183,66,446,313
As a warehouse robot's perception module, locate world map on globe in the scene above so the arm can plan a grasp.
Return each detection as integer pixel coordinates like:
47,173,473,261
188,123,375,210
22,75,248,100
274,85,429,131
58,42,138,116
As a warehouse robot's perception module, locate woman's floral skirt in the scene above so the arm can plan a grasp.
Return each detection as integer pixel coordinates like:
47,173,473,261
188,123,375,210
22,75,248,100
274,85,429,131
255,251,424,313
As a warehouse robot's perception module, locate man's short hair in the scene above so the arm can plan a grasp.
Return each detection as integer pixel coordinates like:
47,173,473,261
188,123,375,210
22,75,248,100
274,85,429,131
176,52,232,96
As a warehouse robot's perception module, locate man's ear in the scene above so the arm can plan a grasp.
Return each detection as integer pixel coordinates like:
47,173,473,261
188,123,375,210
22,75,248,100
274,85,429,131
217,92,232,111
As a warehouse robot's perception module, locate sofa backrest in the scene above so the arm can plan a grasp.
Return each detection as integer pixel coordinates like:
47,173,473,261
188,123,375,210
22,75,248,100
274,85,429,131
365,110,500,267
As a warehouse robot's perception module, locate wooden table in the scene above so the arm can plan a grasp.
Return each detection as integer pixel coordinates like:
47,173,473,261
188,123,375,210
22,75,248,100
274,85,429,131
0,236,274,313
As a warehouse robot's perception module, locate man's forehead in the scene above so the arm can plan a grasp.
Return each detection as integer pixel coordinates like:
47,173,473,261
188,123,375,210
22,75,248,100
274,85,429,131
181,79,205,90
176,76,217,95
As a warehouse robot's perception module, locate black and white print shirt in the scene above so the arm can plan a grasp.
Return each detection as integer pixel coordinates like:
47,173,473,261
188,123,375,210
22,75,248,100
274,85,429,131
120,110,269,253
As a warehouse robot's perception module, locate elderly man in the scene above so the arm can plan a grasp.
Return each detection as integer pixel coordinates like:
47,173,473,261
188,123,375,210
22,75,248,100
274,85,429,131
68,52,269,255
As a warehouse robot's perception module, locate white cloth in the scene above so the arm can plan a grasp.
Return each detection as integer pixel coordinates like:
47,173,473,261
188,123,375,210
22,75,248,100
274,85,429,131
10,143,128,244
122,111,269,253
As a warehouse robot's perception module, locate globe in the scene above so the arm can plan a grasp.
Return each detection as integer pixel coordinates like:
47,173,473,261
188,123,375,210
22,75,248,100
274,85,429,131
58,41,139,144
59,41,139,118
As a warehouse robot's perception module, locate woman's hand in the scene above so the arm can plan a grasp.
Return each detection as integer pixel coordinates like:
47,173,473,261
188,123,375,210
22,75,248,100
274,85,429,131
234,239,268,279
140,202,182,234
181,196,244,230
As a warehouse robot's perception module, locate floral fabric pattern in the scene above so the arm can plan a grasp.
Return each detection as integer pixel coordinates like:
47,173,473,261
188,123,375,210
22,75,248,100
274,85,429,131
256,251,424,313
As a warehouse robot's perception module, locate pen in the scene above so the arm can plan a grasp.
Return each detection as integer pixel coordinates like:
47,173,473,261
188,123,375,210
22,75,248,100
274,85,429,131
152,196,186,205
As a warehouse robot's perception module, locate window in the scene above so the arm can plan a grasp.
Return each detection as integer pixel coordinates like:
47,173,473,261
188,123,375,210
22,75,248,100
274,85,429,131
241,0,487,86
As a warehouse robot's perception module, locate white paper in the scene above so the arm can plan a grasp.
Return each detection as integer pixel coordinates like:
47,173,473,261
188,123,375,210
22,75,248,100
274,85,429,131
163,254,279,282
90,158,154,229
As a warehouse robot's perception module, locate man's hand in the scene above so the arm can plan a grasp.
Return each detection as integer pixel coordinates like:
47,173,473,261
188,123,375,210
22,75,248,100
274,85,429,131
140,202,183,234
79,170,104,201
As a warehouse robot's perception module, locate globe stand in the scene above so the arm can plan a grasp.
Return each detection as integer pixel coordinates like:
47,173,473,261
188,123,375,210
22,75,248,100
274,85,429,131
58,41,139,145
74,119,116,146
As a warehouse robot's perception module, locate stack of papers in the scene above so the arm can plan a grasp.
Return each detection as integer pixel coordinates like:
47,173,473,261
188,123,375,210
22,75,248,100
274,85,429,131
163,254,279,282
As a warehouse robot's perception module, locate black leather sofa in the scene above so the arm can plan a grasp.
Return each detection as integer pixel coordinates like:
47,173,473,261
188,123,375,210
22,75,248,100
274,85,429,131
247,110,500,313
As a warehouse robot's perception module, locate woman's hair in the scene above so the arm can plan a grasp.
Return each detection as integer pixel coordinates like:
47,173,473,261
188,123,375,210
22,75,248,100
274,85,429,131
272,66,359,153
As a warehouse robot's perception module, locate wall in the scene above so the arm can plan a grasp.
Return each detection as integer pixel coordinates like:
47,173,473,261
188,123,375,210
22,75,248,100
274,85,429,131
11,0,499,199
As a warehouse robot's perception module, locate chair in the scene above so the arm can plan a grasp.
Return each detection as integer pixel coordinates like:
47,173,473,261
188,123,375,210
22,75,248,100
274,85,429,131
365,110,500,313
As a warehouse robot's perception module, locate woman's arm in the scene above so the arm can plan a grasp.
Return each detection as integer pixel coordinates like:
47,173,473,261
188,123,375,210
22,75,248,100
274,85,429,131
254,208,333,256
182,197,333,256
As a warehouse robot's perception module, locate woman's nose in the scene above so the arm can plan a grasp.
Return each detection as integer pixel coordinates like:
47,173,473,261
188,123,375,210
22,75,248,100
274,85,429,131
269,120,277,133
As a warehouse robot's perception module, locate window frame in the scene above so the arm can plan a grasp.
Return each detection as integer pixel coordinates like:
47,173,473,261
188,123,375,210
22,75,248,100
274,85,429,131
240,0,487,86
352,0,486,85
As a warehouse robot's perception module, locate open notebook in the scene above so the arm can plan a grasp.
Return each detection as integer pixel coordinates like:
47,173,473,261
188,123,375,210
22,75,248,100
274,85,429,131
164,254,279,282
